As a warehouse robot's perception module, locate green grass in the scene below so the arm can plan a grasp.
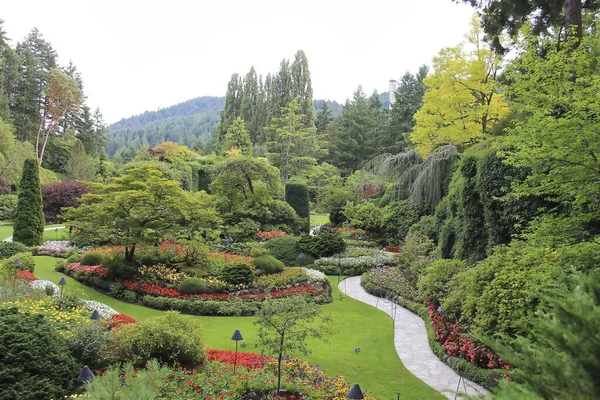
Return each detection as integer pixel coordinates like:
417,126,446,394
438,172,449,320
42,226,69,241
33,256,443,400
310,212,329,225
0,223,67,241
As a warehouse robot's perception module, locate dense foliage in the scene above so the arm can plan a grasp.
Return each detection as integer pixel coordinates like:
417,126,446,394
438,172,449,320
12,158,44,245
41,180,88,223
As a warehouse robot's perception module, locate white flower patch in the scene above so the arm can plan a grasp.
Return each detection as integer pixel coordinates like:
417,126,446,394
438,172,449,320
302,267,327,282
36,240,75,256
82,300,119,319
30,280,60,294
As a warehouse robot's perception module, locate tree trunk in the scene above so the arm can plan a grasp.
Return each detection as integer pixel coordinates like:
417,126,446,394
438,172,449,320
277,333,285,392
565,0,582,43
125,245,136,262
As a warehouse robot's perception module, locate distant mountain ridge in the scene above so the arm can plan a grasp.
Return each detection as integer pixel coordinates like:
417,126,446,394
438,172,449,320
106,96,345,157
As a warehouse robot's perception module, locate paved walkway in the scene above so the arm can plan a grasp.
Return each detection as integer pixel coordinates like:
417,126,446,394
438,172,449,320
339,276,489,399
4,226,66,242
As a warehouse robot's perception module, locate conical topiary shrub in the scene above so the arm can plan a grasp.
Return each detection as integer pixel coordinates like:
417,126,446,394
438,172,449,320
13,158,45,246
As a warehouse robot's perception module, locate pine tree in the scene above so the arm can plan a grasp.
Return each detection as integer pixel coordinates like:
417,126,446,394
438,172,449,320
215,74,243,151
223,117,252,156
67,140,95,181
315,102,333,134
13,158,44,245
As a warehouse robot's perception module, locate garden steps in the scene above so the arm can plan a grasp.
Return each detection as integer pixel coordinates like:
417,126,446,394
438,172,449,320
339,276,489,400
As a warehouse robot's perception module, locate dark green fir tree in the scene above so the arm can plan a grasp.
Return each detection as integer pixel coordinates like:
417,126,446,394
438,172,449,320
13,158,45,245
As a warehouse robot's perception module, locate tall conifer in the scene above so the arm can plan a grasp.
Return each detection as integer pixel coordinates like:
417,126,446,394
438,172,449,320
13,158,45,245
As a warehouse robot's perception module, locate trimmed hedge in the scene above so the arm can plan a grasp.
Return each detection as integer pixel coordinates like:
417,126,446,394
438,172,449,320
0,241,28,259
80,251,104,266
285,183,310,231
142,295,259,316
252,255,284,275
178,278,207,295
221,263,254,285
360,277,502,389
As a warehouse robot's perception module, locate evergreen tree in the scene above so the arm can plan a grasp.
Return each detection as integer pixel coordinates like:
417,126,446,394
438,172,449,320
223,117,252,156
332,86,378,173
368,90,389,151
315,101,333,134
67,140,96,181
291,50,314,128
271,59,292,119
13,158,44,245
266,98,325,182
384,66,428,154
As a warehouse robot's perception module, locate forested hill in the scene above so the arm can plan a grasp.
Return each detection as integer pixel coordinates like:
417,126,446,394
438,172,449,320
106,97,344,158
105,96,226,157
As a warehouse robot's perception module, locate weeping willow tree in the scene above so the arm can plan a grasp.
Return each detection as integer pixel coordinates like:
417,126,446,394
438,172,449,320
361,145,458,211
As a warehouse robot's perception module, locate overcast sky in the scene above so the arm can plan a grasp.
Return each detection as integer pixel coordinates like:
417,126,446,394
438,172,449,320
3,0,474,124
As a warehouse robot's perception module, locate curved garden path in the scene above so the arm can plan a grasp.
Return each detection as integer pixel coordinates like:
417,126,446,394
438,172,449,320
339,276,489,399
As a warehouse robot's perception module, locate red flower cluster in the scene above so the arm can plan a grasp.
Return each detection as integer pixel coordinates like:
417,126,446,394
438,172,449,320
207,349,271,369
255,230,288,241
427,302,510,370
105,313,138,330
208,252,252,266
17,270,36,281
121,280,326,302
67,263,109,278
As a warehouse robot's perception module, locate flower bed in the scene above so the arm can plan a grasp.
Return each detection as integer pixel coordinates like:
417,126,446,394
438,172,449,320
105,313,138,330
314,251,399,275
66,263,109,278
255,229,288,241
36,240,74,257
362,266,420,302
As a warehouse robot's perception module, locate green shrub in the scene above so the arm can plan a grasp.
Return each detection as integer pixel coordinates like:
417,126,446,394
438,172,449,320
252,255,284,275
83,360,167,399
13,158,45,246
418,259,468,302
297,232,346,259
0,194,18,220
407,215,438,243
178,278,207,295
285,183,310,231
0,309,79,400
264,236,300,266
0,241,28,259
221,262,254,285
229,218,261,242
67,321,111,370
180,240,209,267
249,245,270,258
142,295,259,316
80,251,104,266
112,311,206,368
102,250,136,280
66,253,81,263
1,252,35,274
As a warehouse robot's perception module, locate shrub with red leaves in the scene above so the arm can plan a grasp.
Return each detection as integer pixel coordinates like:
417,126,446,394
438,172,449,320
42,180,89,223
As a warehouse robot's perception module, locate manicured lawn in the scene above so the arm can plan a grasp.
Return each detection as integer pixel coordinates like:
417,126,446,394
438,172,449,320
42,226,69,241
310,212,329,225
0,223,67,241
34,256,443,400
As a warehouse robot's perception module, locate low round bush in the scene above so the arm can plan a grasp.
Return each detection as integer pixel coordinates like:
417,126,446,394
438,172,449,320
221,262,254,285
177,278,207,295
264,236,300,266
0,308,79,400
0,241,28,259
297,232,346,259
66,253,81,263
80,251,104,266
111,311,206,368
252,255,284,275
1,252,35,274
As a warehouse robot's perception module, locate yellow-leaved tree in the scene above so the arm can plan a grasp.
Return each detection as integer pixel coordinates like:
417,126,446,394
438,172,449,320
411,15,509,157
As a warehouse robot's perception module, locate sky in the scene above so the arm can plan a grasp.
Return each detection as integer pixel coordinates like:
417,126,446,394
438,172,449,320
3,0,475,124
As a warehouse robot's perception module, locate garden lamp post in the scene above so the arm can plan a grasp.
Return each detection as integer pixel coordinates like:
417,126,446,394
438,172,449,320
299,252,305,268
231,329,243,374
77,365,95,383
58,277,67,309
12,258,20,285
55,227,59,239
90,309,100,322
348,383,364,399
